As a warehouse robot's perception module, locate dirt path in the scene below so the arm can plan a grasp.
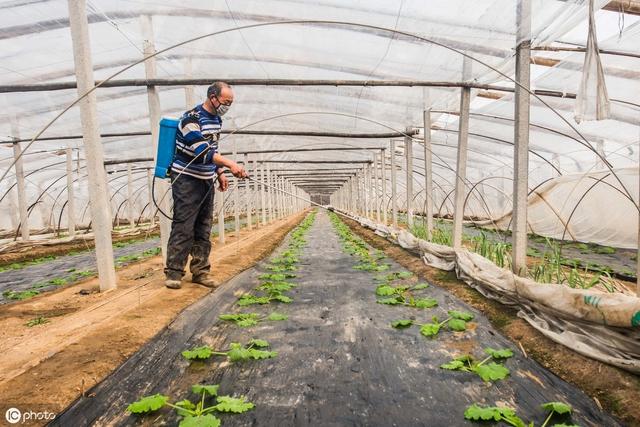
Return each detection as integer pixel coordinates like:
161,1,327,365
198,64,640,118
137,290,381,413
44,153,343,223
0,212,306,423
343,216,640,427
53,210,619,427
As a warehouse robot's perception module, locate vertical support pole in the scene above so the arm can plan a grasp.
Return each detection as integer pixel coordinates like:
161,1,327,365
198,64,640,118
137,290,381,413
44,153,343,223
260,163,267,225
252,159,258,225
127,164,134,228
141,14,171,263
348,177,354,215
66,148,76,237
423,107,434,240
373,152,381,222
233,146,240,235
390,141,398,228
512,0,531,275
217,186,225,244
405,127,414,229
267,165,274,222
184,56,197,108
363,164,370,218
381,149,388,224
67,0,116,291
244,154,252,230
452,87,471,249
147,168,155,224
12,140,29,241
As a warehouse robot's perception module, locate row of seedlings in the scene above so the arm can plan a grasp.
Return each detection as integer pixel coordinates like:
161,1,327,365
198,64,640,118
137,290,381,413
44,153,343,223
126,210,317,427
328,213,581,427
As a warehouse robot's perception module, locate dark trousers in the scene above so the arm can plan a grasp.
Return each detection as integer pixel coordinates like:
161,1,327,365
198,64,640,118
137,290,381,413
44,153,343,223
164,174,215,280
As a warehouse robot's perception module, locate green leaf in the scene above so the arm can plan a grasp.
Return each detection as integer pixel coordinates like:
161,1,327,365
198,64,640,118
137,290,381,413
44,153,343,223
191,384,219,396
272,294,292,303
398,271,413,279
127,394,169,413
391,319,414,328
412,283,429,290
447,310,474,321
420,323,440,337
236,318,259,327
227,343,252,362
237,295,271,306
248,339,270,348
174,399,196,417
464,404,503,421
474,362,510,382
266,312,288,321
248,348,278,360
377,296,403,305
413,298,438,309
541,402,572,415
440,360,465,370
179,414,221,427
484,347,514,359
212,395,255,413
182,346,213,360
376,284,399,296
447,318,467,331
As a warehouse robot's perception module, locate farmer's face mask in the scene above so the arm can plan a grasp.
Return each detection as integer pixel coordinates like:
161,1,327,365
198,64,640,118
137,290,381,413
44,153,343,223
212,95,231,116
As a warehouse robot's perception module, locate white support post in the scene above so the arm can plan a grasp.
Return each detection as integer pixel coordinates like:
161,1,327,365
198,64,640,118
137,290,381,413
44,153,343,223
364,164,370,218
423,108,434,240
405,127,414,229
127,164,134,228
12,140,29,241
66,148,76,237
234,146,240,235
67,0,116,291
512,0,531,275
452,87,471,249
217,188,225,244
244,154,252,230
373,152,381,222
141,14,171,263
184,57,197,108
267,165,274,222
381,149,388,224
390,141,398,228
147,168,154,224
260,163,267,225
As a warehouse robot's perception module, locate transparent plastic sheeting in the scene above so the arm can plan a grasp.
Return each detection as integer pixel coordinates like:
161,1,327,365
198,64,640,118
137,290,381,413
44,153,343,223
0,0,638,251
353,214,640,373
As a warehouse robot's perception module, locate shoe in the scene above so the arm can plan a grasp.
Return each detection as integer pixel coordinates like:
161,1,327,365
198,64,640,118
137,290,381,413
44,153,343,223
192,274,220,288
165,279,182,289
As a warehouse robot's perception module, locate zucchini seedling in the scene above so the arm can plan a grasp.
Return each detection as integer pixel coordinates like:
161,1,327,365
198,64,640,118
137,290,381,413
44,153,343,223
390,310,475,337
182,339,277,363
440,347,513,382
127,384,254,427
218,312,288,327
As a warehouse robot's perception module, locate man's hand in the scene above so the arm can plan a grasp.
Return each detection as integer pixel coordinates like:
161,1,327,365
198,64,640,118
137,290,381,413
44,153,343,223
217,172,229,192
229,162,249,178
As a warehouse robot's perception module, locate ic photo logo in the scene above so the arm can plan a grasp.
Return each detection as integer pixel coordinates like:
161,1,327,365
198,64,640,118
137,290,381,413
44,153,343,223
4,407,56,424
5,408,20,424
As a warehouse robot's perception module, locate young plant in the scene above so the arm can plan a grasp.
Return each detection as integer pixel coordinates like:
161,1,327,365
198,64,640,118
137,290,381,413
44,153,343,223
127,384,254,427
464,401,577,427
390,310,474,338
181,339,277,363
237,293,292,306
218,312,288,327
440,347,513,382
25,316,49,327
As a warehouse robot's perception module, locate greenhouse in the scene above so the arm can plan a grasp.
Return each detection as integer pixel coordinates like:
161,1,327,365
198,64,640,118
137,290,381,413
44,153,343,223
0,0,639,426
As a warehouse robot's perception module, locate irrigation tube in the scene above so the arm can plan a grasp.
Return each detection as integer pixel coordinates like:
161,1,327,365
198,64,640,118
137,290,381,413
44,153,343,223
1,19,634,211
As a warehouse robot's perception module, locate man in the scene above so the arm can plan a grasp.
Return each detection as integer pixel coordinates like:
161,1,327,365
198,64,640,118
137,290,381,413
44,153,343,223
164,81,247,289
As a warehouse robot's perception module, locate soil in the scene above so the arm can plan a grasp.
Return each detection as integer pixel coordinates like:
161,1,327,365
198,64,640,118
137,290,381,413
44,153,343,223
0,212,306,423
343,216,640,427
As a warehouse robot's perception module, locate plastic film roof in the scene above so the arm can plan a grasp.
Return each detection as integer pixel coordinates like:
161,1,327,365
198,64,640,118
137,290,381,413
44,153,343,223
0,0,639,247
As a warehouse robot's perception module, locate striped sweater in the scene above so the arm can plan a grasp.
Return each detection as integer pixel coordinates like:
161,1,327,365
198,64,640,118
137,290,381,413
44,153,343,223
171,104,222,179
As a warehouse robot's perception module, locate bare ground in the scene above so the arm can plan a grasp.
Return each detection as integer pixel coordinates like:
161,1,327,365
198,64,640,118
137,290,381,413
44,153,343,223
0,213,306,422
343,217,640,427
